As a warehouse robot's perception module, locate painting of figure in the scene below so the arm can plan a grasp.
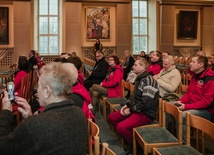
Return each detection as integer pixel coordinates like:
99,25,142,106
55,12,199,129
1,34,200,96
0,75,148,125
0,7,9,44
177,11,198,39
86,8,110,40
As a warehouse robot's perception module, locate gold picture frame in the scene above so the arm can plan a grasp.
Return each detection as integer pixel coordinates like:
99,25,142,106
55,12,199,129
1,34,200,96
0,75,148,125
177,11,198,40
86,7,110,40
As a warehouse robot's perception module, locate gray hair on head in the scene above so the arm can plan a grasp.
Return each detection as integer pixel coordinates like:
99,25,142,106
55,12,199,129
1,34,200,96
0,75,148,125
39,62,78,96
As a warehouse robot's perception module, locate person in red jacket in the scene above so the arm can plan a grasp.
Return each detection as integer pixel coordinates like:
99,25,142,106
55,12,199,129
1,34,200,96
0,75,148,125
89,55,124,113
35,52,45,70
14,56,31,96
71,82,95,121
147,50,163,76
67,56,84,85
174,55,214,143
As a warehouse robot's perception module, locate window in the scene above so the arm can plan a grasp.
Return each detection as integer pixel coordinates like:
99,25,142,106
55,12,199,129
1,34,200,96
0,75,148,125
35,0,61,55
132,0,148,54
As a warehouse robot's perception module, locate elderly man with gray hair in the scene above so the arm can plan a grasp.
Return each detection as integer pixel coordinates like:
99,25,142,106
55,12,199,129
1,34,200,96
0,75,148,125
0,62,87,154
153,55,181,97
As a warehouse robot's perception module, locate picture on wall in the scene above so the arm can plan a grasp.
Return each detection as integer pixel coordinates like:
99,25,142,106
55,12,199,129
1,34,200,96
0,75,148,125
0,7,9,44
86,7,110,40
177,10,198,39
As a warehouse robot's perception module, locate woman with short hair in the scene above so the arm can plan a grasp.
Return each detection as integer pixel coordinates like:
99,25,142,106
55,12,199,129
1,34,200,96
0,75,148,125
89,55,124,113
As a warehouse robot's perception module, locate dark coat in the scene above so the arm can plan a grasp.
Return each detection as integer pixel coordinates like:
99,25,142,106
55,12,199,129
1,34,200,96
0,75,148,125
123,56,135,80
84,57,109,90
0,100,87,155
126,71,159,120
28,56,37,70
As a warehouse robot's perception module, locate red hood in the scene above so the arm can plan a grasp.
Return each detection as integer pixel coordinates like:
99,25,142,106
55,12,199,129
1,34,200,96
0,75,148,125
193,68,214,79
72,82,91,104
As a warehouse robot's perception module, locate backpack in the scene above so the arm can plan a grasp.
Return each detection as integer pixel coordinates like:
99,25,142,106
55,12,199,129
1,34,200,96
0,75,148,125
162,93,183,102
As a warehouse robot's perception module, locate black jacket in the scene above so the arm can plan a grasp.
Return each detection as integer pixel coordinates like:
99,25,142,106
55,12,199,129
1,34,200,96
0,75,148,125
28,56,37,70
89,57,109,84
0,100,87,155
123,56,135,80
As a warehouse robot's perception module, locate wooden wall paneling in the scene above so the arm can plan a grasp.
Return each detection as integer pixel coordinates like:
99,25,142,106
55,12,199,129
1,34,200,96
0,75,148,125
201,7,214,56
65,2,82,23
160,5,175,53
13,2,31,63
116,3,132,58
64,2,82,57
161,5,174,25
160,25,174,44
116,25,132,44
116,3,132,24
14,24,31,45
13,2,31,23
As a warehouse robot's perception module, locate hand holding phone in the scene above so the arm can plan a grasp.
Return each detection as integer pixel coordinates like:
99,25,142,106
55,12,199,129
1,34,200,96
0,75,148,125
0,84,6,97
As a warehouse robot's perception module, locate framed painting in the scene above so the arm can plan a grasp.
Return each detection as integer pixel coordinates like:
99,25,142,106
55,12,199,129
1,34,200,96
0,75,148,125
177,10,198,39
0,7,9,44
86,7,110,40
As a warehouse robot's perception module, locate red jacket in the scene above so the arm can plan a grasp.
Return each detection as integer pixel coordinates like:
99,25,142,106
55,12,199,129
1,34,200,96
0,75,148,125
14,70,28,96
78,71,84,85
36,57,45,69
147,60,163,76
101,65,124,98
180,68,214,114
72,82,95,120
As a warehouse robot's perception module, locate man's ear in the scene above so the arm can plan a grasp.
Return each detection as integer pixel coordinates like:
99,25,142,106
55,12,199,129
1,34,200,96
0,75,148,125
45,85,52,98
199,62,204,69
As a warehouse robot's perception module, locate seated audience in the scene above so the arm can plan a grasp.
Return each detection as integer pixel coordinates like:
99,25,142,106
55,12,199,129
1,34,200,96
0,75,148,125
84,50,109,90
28,49,37,70
147,50,163,76
162,51,170,58
66,58,95,121
0,62,87,154
14,56,31,96
174,55,214,143
67,56,84,85
208,53,214,71
108,58,159,154
140,50,149,62
123,50,135,80
54,57,68,63
148,50,154,63
71,80,95,121
60,52,71,59
196,50,206,56
35,52,45,70
71,51,77,57
126,70,137,84
89,55,124,113
153,55,181,97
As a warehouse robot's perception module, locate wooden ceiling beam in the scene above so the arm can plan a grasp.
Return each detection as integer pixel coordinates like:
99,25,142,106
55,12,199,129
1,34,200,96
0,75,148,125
65,0,131,3
158,0,214,6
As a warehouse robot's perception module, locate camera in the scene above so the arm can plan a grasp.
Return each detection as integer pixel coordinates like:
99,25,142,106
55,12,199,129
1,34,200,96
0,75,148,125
7,82,15,102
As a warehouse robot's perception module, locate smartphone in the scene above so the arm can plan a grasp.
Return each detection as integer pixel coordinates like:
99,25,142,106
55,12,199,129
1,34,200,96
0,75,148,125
7,82,15,102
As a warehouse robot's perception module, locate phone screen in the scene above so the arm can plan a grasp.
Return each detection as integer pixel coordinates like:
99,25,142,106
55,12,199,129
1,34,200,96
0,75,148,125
7,83,15,101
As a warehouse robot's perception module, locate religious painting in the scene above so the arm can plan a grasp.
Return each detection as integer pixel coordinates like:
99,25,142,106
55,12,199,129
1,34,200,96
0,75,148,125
0,7,9,44
177,11,198,39
86,7,110,40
